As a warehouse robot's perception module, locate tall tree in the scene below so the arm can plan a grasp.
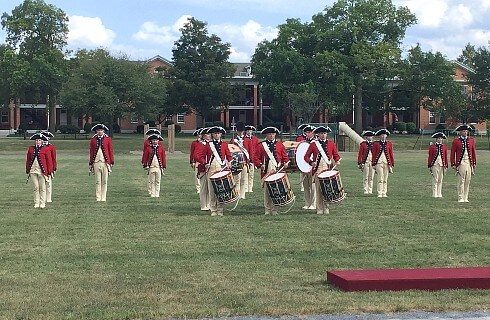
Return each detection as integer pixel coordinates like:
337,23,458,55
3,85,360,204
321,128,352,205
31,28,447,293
170,17,235,123
457,43,477,68
312,0,417,132
1,0,68,131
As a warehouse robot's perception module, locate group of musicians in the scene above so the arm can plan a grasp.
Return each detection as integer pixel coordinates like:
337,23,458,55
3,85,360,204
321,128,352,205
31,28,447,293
24,122,477,210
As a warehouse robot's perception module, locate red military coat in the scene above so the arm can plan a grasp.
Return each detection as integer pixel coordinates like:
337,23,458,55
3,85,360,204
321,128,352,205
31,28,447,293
142,144,166,169
44,143,57,171
303,139,340,173
371,140,395,167
253,140,289,177
357,140,373,165
26,145,53,176
143,139,163,149
195,140,232,167
243,135,259,161
450,137,476,167
295,134,306,142
427,143,448,168
89,134,114,166
189,139,200,164
194,141,209,173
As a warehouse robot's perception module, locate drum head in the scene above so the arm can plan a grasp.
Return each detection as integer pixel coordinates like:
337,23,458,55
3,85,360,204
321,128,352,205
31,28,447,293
318,170,338,178
265,172,286,181
210,170,231,179
295,142,312,173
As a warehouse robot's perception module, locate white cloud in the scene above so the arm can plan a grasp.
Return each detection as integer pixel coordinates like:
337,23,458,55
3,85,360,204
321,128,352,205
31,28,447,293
446,4,473,27
132,15,192,45
401,0,449,27
482,0,490,9
229,47,250,62
67,15,116,47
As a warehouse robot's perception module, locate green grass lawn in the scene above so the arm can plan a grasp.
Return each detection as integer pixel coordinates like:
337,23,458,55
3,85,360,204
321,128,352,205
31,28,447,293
0,136,489,319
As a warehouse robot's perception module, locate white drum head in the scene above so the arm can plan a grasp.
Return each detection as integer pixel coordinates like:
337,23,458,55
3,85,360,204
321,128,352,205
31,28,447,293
295,142,312,173
265,172,286,181
318,170,338,178
210,170,231,179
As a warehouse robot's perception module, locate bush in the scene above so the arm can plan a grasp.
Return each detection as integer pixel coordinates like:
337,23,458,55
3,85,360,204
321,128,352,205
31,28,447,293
145,120,155,127
406,122,417,134
386,124,394,133
136,124,144,134
213,121,225,128
83,122,92,133
435,123,445,132
394,122,407,132
58,124,80,134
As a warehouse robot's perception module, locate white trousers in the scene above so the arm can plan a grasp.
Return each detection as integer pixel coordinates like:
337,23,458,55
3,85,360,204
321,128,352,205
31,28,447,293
431,164,444,198
94,162,108,201
375,162,389,197
362,162,375,194
301,172,316,208
148,167,162,197
457,160,472,202
31,173,47,208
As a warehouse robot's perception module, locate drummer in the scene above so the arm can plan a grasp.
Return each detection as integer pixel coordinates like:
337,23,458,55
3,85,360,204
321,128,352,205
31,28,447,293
303,126,341,214
196,128,211,211
230,122,248,199
195,126,232,216
244,125,259,193
300,125,317,210
253,126,289,215
190,128,203,194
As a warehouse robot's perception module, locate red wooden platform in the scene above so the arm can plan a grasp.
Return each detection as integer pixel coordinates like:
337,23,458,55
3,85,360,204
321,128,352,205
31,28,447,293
326,267,490,292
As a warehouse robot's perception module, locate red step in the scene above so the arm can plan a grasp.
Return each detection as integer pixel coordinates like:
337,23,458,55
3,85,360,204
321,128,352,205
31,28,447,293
326,266,490,292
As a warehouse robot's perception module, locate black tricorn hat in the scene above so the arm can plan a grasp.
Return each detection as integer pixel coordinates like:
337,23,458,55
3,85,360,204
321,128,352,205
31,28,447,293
146,128,161,135
91,123,109,132
30,133,48,141
303,125,315,133
261,126,280,134
200,127,210,135
376,128,390,136
245,125,257,131
313,126,332,134
193,128,202,136
208,126,226,134
297,124,308,130
362,130,375,137
454,124,472,132
147,134,164,141
431,132,447,139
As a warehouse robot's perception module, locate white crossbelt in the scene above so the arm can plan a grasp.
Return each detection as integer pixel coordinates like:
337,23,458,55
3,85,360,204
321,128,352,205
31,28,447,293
314,140,332,166
209,141,224,166
262,141,278,168
234,138,250,161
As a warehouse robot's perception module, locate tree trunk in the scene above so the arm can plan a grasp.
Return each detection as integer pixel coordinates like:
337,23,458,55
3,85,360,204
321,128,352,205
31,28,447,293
49,96,56,133
354,84,363,133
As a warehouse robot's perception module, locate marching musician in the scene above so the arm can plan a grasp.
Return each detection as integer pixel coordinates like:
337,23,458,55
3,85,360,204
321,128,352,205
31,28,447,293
190,128,203,194
196,128,211,211
303,126,340,215
231,122,249,199
142,134,166,198
428,132,448,198
371,129,394,198
41,131,57,203
144,128,163,195
244,125,259,193
195,126,232,216
88,124,114,202
295,124,308,142
253,126,289,215
25,133,53,209
300,125,317,210
357,131,375,195
450,124,477,203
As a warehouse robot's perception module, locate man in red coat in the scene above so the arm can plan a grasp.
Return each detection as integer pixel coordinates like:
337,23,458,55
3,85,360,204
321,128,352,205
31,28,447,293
195,126,232,216
195,128,211,211
190,128,203,194
230,122,249,199
41,131,56,203
357,130,375,195
89,123,114,202
253,126,289,214
244,125,259,193
428,132,448,198
371,129,394,198
303,126,341,214
450,124,477,202
26,133,53,208
299,125,317,210
142,134,166,198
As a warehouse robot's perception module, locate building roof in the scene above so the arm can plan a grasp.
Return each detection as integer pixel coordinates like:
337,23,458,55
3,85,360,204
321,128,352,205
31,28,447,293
452,60,475,74
233,63,252,78
147,55,174,67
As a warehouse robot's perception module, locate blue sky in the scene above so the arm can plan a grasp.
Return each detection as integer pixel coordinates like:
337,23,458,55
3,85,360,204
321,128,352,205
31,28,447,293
1,0,489,62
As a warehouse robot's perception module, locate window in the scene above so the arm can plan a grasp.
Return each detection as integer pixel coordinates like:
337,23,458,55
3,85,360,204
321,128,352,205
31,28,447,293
130,113,139,124
165,115,173,122
439,112,446,124
429,112,436,124
1,110,8,123
177,113,185,124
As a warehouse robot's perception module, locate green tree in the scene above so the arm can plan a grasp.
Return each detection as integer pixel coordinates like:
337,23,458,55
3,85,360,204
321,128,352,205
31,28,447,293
170,17,235,124
1,0,69,132
312,0,417,132
457,43,477,68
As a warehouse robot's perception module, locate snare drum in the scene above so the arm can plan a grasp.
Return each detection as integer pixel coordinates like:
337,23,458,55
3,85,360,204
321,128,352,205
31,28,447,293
317,170,345,203
264,172,295,206
283,141,299,172
209,170,239,204
230,151,245,174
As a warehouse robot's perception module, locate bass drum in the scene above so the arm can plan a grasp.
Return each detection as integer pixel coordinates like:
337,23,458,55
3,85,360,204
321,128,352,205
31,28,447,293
317,170,345,203
295,141,313,173
209,170,239,204
264,172,295,206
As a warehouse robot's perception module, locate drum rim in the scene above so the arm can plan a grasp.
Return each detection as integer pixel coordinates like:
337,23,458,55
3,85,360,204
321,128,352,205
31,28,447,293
210,170,232,178
264,172,286,181
317,169,339,178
